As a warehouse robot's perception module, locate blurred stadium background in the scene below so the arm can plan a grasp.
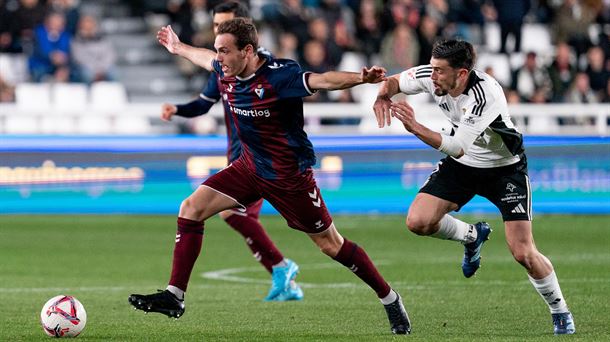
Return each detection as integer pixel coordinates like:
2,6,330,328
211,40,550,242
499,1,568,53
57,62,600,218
0,0,609,214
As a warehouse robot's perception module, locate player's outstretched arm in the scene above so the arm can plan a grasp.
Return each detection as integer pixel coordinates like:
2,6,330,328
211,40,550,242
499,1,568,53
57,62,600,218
391,100,464,158
307,66,387,91
373,74,401,128
157,25,215,71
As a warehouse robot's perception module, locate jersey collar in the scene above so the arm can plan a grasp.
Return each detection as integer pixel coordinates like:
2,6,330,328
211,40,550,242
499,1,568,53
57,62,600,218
462,71,483,95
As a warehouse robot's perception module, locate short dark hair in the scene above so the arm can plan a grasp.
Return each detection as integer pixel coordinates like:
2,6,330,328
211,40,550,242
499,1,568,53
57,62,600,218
431,39,476,71
217,18,258,51
213,1,249,18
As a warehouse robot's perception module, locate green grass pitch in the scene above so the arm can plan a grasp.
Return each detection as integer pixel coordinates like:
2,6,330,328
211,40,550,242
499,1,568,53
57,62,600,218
1,214,609,341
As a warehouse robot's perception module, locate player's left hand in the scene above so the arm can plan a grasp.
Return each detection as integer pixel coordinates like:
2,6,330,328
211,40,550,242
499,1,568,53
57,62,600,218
157,25,180,54
361,66,387,84
390,100,417,132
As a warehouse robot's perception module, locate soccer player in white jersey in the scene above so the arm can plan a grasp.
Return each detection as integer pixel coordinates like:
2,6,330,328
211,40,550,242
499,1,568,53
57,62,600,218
373,39,575,335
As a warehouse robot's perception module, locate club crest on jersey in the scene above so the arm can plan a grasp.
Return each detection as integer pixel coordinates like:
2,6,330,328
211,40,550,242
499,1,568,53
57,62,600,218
254,84,265,99
268,62,284,69
226,83,234,92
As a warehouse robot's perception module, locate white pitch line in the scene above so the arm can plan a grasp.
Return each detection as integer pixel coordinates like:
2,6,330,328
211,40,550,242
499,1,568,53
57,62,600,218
200,262,610,288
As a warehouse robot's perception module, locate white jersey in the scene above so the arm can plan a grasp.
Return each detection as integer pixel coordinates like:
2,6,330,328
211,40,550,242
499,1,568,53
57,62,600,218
399,65,524,168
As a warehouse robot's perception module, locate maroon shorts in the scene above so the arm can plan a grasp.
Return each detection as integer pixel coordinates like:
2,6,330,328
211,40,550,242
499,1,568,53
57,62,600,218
227,198,263,220
203,158,333,234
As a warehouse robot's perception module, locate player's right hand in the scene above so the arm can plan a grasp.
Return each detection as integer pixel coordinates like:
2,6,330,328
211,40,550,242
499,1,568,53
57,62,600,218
161,103,177,121
157,25,180,54
373,95,393,128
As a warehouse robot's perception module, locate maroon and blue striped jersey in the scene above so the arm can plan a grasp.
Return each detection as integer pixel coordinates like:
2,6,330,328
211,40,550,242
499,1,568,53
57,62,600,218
212,55,316,179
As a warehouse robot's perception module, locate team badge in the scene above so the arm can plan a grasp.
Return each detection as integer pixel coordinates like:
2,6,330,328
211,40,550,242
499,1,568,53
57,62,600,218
254,84,265,99
268,62,284,69
227,83,233,92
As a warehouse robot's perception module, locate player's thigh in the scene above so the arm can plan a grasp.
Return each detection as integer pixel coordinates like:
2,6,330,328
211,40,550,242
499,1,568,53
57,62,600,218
219,198,263,220
480,165,532,221
261,170,333,234
180,185,241,221
409,192,460,224
417,157,475,216
198,160,262,218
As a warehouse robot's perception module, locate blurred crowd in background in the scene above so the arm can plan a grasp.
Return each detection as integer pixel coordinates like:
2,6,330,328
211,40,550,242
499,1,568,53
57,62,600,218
0,0,609,106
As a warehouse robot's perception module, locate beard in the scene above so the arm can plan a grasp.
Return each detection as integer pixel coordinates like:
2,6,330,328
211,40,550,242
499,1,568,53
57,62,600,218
434,88,448,96
433,78,457,96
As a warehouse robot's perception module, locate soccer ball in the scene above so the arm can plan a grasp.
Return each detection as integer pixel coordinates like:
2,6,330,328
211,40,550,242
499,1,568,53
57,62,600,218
40,295,87,338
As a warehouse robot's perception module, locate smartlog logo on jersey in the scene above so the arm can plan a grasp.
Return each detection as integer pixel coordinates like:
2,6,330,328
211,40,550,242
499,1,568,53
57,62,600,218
229,105,271,118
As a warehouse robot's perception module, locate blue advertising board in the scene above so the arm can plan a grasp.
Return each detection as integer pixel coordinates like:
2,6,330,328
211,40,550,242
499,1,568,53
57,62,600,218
1,135,609,215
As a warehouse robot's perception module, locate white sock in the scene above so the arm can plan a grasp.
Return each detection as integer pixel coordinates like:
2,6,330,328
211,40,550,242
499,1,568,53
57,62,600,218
432,215,476,243
166,285,185,300
528,271,569,314
380,289,398,305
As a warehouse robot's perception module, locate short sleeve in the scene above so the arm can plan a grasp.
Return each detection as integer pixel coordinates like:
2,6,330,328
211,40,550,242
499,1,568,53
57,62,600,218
398,65,433,95
200,72,221,103
271,60,316,99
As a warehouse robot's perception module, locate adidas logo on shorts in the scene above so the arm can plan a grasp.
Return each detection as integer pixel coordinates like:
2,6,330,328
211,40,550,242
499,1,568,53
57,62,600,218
511,203,526,214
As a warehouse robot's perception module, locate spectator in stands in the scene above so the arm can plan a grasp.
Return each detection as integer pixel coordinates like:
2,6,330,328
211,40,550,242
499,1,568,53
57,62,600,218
547,42,577,102
71,15,117,84
267,0,311,51
491,0,531,54
170,0,213,89
316,0,358,54
0,73,15,102
584,46,610,100
301,39,331,102
305,17,343,69
47,0,80,35
356,0,383,64
562,72,598,126
424,0,449,27
275,31,298,60
551,0,597,64
446,0,487,44
513,51,552,103
380,23,419,75
564,72,599,104
172,0,212,47
0,0,14,52
416,14,440,66
28,11,73,82
602,78,610,103
2,0,46,53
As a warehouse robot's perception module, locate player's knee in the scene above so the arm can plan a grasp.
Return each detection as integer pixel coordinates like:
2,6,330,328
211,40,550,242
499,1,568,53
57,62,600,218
511,250,534,269
179,197,203,218
406,214,433,235
316,240,341,257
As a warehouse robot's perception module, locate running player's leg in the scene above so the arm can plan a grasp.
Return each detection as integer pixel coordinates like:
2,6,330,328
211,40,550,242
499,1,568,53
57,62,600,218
260,170,410,334
411,159,490,277
504,220,575,334
130,161,258,318
219,200,283,273
219,202,303,301
129,185,240,317
309,224,410,334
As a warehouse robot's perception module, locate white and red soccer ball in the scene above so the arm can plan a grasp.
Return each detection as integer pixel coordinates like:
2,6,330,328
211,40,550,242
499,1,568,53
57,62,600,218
40,295,87,338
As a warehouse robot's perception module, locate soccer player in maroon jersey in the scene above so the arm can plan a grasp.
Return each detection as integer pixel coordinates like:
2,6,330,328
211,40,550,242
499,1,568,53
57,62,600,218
129,18,411,335
159,1,303,302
